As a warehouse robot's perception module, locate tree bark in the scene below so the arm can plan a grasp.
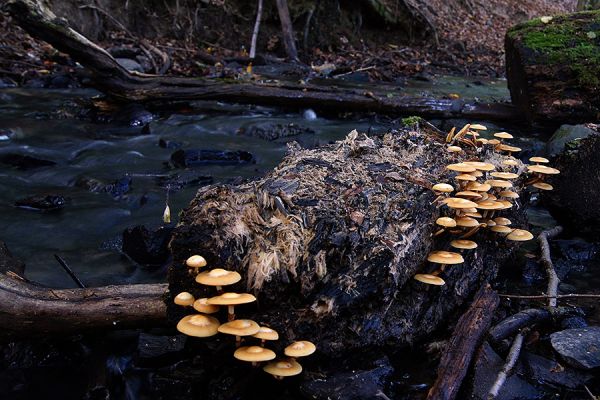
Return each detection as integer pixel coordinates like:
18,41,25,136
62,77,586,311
3,0,520,122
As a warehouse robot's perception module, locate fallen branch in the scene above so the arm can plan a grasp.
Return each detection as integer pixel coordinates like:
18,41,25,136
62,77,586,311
427,285,500,400
487,329,527,400
499,293,600,300
538,226,563,307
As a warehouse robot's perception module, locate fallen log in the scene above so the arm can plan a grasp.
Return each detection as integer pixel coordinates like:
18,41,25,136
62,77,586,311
3,0,520,122
426,285,500,400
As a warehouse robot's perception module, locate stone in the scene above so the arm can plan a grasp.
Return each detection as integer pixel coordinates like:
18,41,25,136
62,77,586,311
236,122,314,141
0,153,56,169
15,194,68,211
122,225,174,266
550,327,600,369
116,58,144,73
136,333,186,361
170,149,255,168
546,124,597,158
522,351,593,389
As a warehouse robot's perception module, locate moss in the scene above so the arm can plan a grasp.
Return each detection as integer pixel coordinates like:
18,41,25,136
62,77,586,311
401,116,423,126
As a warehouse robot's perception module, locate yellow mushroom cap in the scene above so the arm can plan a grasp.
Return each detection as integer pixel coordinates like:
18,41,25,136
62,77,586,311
486,194,498,201
466,182,492,192
485,179,513,189
529,156,549,164
253,327,279,341
456,191,482,199
177,314,220,337
494,132,514,140
484,219,497,227
507,229,534,241
527,165,560,175
491,225,512,234
463,161,495,171
493,217,512,226
498,200,513,209
263,359,303,377
469,170,484,178
193,298,220,314
470,124,487,130
455,217,480,227
218,319,260,336
443,197,478,209
475,200,504,210
497,144,522,153
174,292,195,306
456,174,477,182
478,138,489,145
499,191,519,199
502,159,519,166
285,341,317,357
532,182,554,191
234,346,276,362
446,163,477,173
465,212,483,218
432,183,454,193
450,239,478,250
447,146,462,153
436,217,457,228
196,268,242,286
488,139,501,145
207,292,257,306
427,251,464,264
490,172,519,180
186,255,207,268
414,274,445,285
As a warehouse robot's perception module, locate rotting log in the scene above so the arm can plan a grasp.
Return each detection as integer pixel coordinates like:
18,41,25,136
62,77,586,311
167,125,528,357
426,285,500,400
3,0,520,122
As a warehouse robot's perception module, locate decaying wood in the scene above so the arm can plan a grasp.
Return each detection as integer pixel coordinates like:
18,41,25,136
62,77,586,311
426,285,500,400
0,271,167,339
3,0,520,121
539,226,563,307
487,329,527,400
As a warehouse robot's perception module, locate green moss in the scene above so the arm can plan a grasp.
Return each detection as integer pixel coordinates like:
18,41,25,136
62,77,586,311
401,116,423,126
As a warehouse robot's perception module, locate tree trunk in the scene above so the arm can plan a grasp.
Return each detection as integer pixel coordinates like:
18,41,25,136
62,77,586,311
3,0,520,122
275,0,298,61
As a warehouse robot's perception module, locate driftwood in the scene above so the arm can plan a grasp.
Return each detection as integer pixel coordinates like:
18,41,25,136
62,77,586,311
3,0,520,122
426,285,500,400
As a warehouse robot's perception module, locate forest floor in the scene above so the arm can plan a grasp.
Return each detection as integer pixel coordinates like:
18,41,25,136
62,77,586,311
0,0,576,87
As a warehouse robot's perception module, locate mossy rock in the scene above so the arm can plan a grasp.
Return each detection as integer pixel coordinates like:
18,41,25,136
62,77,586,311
505,11,600,124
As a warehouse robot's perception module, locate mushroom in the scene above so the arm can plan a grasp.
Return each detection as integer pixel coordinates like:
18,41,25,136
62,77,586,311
186,255,207,275
529,156,549,164
497,144,522,156
427,250,464,274
493,217,511,226
469,124,487,131
490,172,519,180
485,179,513,191
193,298,220,314
207,292,256,321
446,163,477,174
466,182,492,193
507,229,534,241
447,145,462,153
490,225,512,234
475,200,504,219
263,359,303,380
253,326,279,347
284,341,317,361
450,239,478,251
431,183,455,204
174,292,195,307
493,132,513,140
234,345,276,367
526,165,560,185
413,273,445,285
463,161,495,172
176,314,220,337
499,190,519,200
455,216,482,238
502,159,519,167
469,170,484,178
532,182,553,191
443,198,478,217
218,319,260,347
196,268,242,293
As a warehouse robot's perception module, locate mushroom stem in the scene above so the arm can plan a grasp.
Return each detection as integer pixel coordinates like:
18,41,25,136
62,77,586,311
261,339,266,347
433,228,446,237
461,225,481,239
216,285,224,294
228,305,236,322
236,335,242,347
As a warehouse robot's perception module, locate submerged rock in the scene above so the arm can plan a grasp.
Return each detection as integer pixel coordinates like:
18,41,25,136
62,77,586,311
15,194,67,211
155,171,213,191
75,176,132,199
170,149,255,168
237,122,314,141
0,153,56,169
122,225,173,266
550,326,600,369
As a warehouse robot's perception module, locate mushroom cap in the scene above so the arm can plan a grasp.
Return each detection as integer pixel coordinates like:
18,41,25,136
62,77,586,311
486,194,498,201
446,163,477,173
443,197,478,209
497,144,522,153
498,200,513,209
414,274,445,285
529,156,549,164
527,165,560,175
447,146,462,153
463,161,495,171
475,200,505,210
427,251,464,264
490,225,512,233
186,255,207,268
193,298,220,314
493,217,512,226
177,314,220,337
499,191,519,199
456,191,482,199
532,182,554,191
470,124,487,130
477,138,489,145
484,219,497,227
285,341,317,357
488,139,501,145
490,172,519,180
502,159,519,166
196,268,242,287
432,183,454,193
494,132,514,139
455,217,480,227
263,359,303,377
456,174,477,182
465,212,483,218
207,292,257,306
466,182,492,192
450,239,478,250
174,292,195,307
218,319,261,336
469,170,484,178
436,217,457,228
485,179,513,189
234,346,276,362
507,229,534,241
253,326,279,341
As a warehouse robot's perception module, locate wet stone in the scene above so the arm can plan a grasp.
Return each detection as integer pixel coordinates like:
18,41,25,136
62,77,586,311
156,172,213,191
0,153,56,169
15,194,67,211
122,225,174,266
550,327,600,369
136,333,186,361
237,122,314,141
522,352,593,389
170,149,255,168
0,241,25,275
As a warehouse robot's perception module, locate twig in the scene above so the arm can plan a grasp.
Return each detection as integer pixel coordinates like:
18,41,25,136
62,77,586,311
538,226,563,307
584,385,598,400
487,329,526,399
499,293,600,300
332,66,376,78
54,254,86,288
249,0,263,59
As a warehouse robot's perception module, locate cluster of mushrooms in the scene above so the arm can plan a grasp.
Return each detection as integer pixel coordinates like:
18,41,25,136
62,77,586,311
414,123,560,286
173,255,316,379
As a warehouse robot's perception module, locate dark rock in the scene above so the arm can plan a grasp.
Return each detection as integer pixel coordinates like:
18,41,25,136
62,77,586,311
0,153,56,169
75,176,132,199
113,104,154,127
550,326,600,369
122,225,173,266
108,46,140,59
522,352,593,389
551,239,597,279
300,357,394,400
237,122,314,141
15,194,68,211
0,241,25,275
560,316,588,330
158,138,182,149
155,171,213,191
116,58,144,73
546,124,597,157
47,73,79,89
0,78,17,88
170,149,255,168
136,333,186,361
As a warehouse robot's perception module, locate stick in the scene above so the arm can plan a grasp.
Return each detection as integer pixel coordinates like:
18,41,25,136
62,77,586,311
499,293,600,300
487,329,526,399
538,226,563,307
249,0,263,59
54,254,86,288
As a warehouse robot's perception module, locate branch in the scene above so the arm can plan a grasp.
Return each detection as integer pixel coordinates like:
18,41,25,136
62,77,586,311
499,293,600,300
487,329,526,399
538,226,563,307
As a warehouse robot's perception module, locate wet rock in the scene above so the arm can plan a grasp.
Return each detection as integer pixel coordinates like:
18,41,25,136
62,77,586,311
113,104,154,127
237,122,314,141
75,176,132,199
15,194,67,211
300,357,393,400
116,58,144,73
303,109,317,121
158,138,182,149
468,342,541,400
136,333,186,362
551,239,597,280
0,241,25,275
560,316,588,330
122,225,173,266
108,46,139,59
47,73,79,89
546,124,597,157
550,327,600,369
155,171,213,191
0,153,56,169
170,149,255,168
0,78,17,88
522,352,593,389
